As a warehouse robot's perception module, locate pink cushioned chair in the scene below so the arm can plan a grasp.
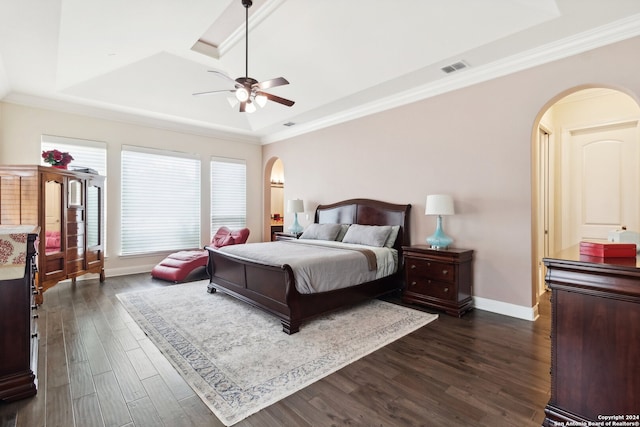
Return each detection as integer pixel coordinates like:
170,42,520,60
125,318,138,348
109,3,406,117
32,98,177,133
151,227,250,283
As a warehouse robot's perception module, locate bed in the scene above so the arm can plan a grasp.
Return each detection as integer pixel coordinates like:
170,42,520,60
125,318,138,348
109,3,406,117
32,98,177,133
205,198,411,334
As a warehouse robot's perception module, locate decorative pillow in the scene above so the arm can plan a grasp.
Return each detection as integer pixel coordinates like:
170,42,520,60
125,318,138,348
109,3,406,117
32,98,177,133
299,223,343,241
212,226,234,248
335,224,351,241
342,224,393,247
384,225,401,248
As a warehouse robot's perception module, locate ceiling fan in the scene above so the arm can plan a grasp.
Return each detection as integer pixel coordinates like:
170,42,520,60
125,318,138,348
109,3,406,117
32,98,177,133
193,0,295,113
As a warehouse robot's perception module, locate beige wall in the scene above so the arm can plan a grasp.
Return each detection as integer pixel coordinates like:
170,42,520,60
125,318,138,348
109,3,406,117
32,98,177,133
0,103,262,276
263,36,640,318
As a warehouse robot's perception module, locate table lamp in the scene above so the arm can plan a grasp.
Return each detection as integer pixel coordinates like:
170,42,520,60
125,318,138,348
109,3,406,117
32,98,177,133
425,195,455,249
287,199,304,234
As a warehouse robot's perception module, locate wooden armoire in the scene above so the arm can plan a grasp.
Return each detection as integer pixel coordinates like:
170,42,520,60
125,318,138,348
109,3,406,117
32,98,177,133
0,165,105,302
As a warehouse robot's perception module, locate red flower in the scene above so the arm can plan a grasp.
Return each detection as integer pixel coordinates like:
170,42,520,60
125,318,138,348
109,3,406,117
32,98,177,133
42,149,74,166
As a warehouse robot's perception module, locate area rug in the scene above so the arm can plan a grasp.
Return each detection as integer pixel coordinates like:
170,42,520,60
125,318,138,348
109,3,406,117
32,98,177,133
117,281,438,425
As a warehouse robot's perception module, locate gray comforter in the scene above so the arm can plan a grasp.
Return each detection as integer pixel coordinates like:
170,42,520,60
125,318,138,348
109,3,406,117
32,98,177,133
218,239,398,294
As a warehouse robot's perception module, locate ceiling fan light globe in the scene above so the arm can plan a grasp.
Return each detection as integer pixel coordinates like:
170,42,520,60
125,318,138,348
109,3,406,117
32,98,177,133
245,101,256,113
227,96,239,108
236,87,249,102
255,94,268,108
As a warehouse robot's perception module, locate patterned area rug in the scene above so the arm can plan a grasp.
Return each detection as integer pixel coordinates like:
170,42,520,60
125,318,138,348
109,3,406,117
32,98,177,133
117,281,438,426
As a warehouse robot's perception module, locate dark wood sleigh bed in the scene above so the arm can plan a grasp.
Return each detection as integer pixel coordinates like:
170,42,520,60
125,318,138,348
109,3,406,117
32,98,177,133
205,198,411,334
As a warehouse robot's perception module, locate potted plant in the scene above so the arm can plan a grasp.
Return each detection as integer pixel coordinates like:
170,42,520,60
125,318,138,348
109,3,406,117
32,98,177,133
42,149,73,169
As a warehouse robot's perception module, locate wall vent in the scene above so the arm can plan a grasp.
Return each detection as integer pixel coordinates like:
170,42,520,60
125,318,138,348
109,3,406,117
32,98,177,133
441,60,469,74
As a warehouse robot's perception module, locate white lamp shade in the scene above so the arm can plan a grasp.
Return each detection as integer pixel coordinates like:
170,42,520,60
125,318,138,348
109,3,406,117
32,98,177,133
235,87,249,102
255,94,268,107
425,195,455,216
287,199,304,213
245,101,256,113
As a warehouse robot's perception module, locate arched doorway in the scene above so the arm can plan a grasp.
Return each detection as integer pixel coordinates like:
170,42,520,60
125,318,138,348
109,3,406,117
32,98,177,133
264,157,285,241
532,87,640,304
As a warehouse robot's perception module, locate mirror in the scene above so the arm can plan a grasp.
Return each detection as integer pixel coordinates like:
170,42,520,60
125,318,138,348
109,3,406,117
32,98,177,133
87,184,100,248
68,179,82,207
44,180,62,254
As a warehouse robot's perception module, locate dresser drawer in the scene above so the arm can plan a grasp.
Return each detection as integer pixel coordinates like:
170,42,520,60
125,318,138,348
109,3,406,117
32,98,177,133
405,279,456,301
406,258,455,283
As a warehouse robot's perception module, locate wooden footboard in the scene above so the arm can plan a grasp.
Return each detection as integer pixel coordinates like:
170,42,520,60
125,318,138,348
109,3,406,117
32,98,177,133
206,246,402,334
206,248,300,332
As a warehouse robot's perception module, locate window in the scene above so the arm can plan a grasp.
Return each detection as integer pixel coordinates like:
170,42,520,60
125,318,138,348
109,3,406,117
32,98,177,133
41,135,107,252
41,135,107,175
211,157,246,231
121,146,201,255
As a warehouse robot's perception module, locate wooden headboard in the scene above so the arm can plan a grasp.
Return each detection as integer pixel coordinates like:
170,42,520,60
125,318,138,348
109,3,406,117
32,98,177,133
314,198,411,251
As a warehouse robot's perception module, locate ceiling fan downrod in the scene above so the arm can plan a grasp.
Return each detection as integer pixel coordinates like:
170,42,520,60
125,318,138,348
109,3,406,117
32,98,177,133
242,0,252,80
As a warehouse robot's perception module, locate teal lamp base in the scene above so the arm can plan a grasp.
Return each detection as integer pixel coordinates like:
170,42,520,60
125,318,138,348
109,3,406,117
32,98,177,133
289,213,303,234
426,215,453,249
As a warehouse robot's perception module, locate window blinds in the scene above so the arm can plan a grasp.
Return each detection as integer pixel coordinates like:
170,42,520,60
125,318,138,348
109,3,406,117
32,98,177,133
41,135,107,175
121,146,201,255
211,157,247,231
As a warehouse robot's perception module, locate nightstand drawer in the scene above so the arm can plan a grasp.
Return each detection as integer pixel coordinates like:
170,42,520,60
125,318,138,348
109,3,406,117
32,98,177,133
406,259,455,283
405,279,455,301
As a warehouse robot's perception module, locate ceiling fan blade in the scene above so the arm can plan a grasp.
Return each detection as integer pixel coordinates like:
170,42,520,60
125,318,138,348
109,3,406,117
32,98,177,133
257,77,289,90
239,101,246,113
193,89,235,96
258,91,295,107
208,70,238,85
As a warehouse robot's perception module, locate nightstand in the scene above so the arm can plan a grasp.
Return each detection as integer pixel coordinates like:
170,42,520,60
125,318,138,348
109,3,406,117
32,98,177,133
402,245,473,317
274,231,302,241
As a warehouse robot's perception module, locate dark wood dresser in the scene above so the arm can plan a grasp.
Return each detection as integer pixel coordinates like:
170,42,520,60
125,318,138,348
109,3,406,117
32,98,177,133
543,247,640,425
402,246,474,316
0,226,39,401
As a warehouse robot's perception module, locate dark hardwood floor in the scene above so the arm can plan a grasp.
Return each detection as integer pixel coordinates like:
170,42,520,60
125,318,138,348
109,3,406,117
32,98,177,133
0,273,550,427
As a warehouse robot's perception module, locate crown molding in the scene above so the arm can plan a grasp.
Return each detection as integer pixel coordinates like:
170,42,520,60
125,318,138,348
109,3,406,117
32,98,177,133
261,13,640,144
2,92,262,145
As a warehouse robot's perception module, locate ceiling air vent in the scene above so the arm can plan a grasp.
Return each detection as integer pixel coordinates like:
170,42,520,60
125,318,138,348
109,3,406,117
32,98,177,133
441,60,469,74
283,122,296,127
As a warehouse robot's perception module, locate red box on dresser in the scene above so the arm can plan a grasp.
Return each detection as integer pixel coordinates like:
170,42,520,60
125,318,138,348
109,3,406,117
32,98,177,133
579,240,637,257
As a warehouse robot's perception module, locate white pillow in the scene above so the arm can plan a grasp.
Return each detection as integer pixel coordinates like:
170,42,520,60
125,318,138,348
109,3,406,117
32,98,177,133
384,225,401,248
299,223,343,241
342,224,393,247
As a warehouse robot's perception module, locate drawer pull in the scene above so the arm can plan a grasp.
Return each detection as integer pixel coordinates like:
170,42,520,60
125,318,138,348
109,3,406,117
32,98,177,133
444,287,449,293
33,314,39,319
31,333,38,338
31,305,38,311
427,262,431,267
442,269,449,275
410,264,416,269
411,281,417,286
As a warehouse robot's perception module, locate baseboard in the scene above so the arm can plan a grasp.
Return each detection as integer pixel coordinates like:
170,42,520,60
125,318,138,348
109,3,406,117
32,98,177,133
105,264,157,278
473,296,539,321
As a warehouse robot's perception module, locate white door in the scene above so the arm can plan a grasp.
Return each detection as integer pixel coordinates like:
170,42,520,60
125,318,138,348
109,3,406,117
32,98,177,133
564,121,640,246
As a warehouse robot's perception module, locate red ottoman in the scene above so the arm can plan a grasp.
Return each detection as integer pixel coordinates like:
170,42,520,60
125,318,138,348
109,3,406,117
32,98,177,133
151,227,250,283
